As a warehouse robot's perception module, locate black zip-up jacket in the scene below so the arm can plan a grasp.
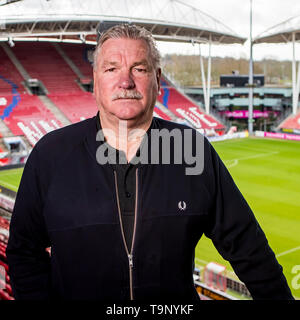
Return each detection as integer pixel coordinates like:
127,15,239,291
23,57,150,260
6,114,293,301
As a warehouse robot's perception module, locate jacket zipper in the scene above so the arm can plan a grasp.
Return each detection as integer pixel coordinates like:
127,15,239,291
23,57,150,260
114,168,139,300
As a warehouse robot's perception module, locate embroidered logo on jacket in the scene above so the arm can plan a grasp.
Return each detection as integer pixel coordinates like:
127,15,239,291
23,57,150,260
178,201,187,211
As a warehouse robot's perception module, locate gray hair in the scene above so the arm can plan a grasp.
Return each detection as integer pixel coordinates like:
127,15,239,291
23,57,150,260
93,24,161,71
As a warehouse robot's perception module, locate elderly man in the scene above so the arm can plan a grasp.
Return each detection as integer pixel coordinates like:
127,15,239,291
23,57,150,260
6,24,293,301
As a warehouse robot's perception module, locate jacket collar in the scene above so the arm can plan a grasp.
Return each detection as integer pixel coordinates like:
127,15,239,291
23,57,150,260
84,111,160,168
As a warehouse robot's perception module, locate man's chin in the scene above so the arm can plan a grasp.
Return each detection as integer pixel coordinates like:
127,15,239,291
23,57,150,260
100,103,152,123
115,113,140,122
113,107,144,121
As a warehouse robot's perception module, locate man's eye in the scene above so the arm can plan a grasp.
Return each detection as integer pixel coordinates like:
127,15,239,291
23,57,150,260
134,68,147,73
106,68,116,72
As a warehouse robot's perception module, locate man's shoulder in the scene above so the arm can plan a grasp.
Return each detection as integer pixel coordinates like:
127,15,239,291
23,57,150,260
153,117,209,143
153,117,212,154
153,117,197,132
34,116,96,154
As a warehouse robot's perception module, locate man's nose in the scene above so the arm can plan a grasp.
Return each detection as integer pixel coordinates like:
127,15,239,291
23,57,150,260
118,70,135,89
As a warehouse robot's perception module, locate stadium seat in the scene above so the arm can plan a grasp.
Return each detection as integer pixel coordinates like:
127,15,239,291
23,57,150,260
158,77,224,131
0,94,62,145
59,43,94,79
0,46,26,95
0,218,14,300
12,42,83,94
1,41,226,146
153,106,171,120
48,92,98,123
279,110,300,130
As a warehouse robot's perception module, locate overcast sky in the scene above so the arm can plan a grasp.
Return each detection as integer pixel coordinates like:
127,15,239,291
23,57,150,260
157,0,300,61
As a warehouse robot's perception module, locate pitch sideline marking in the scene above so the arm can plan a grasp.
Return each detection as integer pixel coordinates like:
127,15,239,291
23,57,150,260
195,257,209,265
226,159,238,168
276,246,300,258
0,180,18,190
225,151,279,168
0,170,23,177
224,143,278,153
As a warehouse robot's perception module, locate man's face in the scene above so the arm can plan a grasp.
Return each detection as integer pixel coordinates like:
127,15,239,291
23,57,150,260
93,38,161,122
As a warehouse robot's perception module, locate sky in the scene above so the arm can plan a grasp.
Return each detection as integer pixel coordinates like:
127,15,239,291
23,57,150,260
156,0,300,61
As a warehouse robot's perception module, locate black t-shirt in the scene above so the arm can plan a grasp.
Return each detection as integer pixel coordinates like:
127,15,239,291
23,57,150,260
96,115,139,251
113,155,136,251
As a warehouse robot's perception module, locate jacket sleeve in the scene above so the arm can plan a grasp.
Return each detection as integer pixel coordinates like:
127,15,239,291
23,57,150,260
204,143,294,300
6,147,51,300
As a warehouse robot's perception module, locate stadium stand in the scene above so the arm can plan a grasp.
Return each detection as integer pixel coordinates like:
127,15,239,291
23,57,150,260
0,145,9,166
158,76,225,134
12,42,83,94
0,216,13,300
1,94,61,145
279,110,300,131
153,106,172,121
0,40,226,148
0,45,26,95
48,92,98,123
59,43,94,80
46,43,171,124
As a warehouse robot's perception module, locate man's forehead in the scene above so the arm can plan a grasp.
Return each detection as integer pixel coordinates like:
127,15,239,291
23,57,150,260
99,38,150,60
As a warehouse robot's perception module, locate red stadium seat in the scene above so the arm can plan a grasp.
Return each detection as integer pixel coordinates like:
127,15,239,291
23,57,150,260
59,43,94,79
157,77,224,131
153,106,171,121
12,42,82,94
1,94,62,145
0,46,26,95
48,92,98,123
279,111,300,130
0,41,226,146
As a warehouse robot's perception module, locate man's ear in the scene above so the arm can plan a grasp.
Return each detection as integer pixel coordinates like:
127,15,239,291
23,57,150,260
156,68,162,94
93,70,97,96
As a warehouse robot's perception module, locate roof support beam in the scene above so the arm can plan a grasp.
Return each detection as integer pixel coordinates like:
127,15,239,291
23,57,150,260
280,34,289,43
0,18,245,44
30,22,37,34
62,21,71,33
198,35,212,115
219,35,225,43
248,0,254,135
150,24,157,33
199,43,207,113
50,22,57,31
206,34,212,115
174,27,181,36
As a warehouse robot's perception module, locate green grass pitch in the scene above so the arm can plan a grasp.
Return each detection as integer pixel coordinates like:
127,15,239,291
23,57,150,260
0,168,23,192
0,137,299,298
195,137,300,299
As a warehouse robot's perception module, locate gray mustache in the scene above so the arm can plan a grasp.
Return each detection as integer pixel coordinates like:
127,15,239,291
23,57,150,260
112,90,143,101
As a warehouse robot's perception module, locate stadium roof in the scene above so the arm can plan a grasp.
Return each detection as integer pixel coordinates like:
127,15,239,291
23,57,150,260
0,0,246,45
254,14,300,44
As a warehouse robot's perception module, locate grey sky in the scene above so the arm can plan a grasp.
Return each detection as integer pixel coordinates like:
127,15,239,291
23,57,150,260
157,0,300,61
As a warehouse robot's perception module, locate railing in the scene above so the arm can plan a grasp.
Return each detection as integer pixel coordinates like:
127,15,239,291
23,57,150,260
210,108,231,131
0,217,14,300
272,108,292,131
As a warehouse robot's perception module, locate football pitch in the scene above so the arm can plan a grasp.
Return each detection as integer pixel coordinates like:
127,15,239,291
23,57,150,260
0,137,299,298
196,137,300,299
0,168,23,192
